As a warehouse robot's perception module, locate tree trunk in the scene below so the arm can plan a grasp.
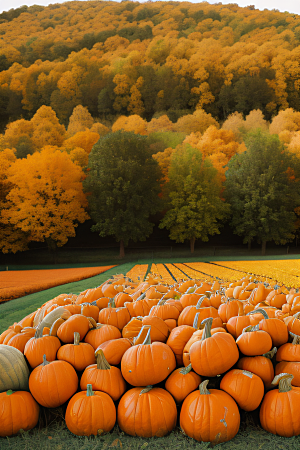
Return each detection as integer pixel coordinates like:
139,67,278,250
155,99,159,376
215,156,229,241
46,237,57,264
248,239,251,251
190,237,195,253
261,240,266,256
120,240,125,258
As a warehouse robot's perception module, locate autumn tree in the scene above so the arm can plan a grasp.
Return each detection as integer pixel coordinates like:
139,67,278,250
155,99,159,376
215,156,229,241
1,147,89,251
112,115,147,135
159,144,229,253
0,148,29,253
63,130,100,154
83,131,162,257
225,130,300,255
174,109,219,135
31,105,66,149
67,104,94,137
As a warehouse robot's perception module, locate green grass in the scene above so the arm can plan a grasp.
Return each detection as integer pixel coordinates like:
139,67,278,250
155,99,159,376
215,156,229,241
1,408,300,449
0,263,135,334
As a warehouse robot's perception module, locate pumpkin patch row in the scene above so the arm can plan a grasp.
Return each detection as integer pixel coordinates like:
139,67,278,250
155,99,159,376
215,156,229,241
1,273,300,443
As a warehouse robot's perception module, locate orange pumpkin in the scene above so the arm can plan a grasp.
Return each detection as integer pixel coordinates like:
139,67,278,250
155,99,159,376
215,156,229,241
165,364,201,403
220,369,264,411
0,390,39,437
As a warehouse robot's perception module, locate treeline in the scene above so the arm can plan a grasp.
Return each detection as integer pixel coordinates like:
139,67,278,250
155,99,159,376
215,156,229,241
1,1,300,128
1,104,300,256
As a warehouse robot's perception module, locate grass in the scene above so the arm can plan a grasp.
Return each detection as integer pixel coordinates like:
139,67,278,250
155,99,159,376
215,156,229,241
2,407,300,449
0,263,135,334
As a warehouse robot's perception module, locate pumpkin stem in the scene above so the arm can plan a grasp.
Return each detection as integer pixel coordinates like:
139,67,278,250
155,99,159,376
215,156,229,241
74,332,80,346
139,385,153,395
196,296,207,309
201,317,213,340
34,325,45,338
95,349,111,370
179,364,192,375
263,347,277,359
193,313,205,330
86,384,94,396
247,308,269,319
205,291,212,298
42,354,50,366
199,380,210,395
142,327,152,345
157,298,167,306
289,332,300,345
242,370,254,378
272,373,293,392
293,312,300,319
133,325,150,345
108,298,116,308
6,390,14,396
242,324,259,333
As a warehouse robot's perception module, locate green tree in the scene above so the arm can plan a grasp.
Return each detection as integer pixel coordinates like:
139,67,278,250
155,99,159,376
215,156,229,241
225,130,300,255
159,144,229,253
83,131,162,258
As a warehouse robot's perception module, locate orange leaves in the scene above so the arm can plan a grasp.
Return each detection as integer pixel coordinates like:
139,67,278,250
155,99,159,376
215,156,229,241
1,148,89,247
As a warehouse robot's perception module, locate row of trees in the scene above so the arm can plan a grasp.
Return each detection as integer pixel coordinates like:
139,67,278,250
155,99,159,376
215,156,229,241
1,2,300,129
1,129,300,256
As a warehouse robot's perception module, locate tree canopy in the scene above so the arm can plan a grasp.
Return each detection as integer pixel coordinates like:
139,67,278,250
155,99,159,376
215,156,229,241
83,131,162,257
159,144,229,252
225,130,300,254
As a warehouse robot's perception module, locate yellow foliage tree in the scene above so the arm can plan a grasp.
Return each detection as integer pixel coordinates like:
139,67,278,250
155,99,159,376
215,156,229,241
153,146,175,187
269,108,300,138
69,147,89,168
90,122,110,137
67,104,94,137
31,105,66,149
244,109,269,132
0,149,29,253
174,109,219,135
1,148,89,249
147,115,175,134
4,119,34,149
63,130,100,154
112,115,147,135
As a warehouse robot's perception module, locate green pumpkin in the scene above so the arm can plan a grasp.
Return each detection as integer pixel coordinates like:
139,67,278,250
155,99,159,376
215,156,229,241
0,344,29,392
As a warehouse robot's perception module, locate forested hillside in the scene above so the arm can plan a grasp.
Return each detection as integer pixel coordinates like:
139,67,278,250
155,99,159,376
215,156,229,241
0,0,300,127
1,1,300,256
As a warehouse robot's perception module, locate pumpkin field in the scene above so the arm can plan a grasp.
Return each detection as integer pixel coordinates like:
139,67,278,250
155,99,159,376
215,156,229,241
1,260,300,449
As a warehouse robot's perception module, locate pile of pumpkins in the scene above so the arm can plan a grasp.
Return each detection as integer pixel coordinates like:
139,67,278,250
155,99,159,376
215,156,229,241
1,274,300,443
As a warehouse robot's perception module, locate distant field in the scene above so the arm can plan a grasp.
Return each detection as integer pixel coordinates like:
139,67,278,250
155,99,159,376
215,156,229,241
0,266,116,302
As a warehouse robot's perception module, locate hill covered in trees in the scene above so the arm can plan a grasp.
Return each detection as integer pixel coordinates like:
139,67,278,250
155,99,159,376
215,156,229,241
1,1,300,257
0,0,300,128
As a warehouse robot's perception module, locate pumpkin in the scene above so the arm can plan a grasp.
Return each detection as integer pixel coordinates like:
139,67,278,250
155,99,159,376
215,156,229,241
98,299,131,330
165,364,201,403
190,318,239,377
29,355,78,408
65,384,116,436
57,314,91,343
142,316,169,342
226,315,252,339
0,390,39,437
84,324,121,350
7,327,36,353
236,325,272,356
180,380,240,443
118,386,177,437
80,349,126,401
166,325,195,366
218,299,244,323
276,332,300,362
57,331,96,371
125,299,151,317
179,293,202,309
178,299,219,327
95,338,132,365
247,308,288,348
275,362,300,386
220,369,264,411
149,298,181,321
237,348,277,390
0,345,30,392
284,313,300,336
121,327,176,386
260,373,300,437
81,303,100,322
24,326,61,368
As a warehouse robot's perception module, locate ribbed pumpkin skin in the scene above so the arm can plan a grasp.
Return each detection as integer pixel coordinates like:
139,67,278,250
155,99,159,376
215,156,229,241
0,345,30,392
237,356,274,389
220,369,264,411
190,333,239,377
24,335,61,368
260,388,300,437
65,390,116,436
166,325,195,366
118,387,177,437
275,362,300,386
180,388,240,443
29,360,78,408
121,342,176,386
57,342,96,372
84,325,121,350
0,390,39,437
165,367,201,403
80,364,126,401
